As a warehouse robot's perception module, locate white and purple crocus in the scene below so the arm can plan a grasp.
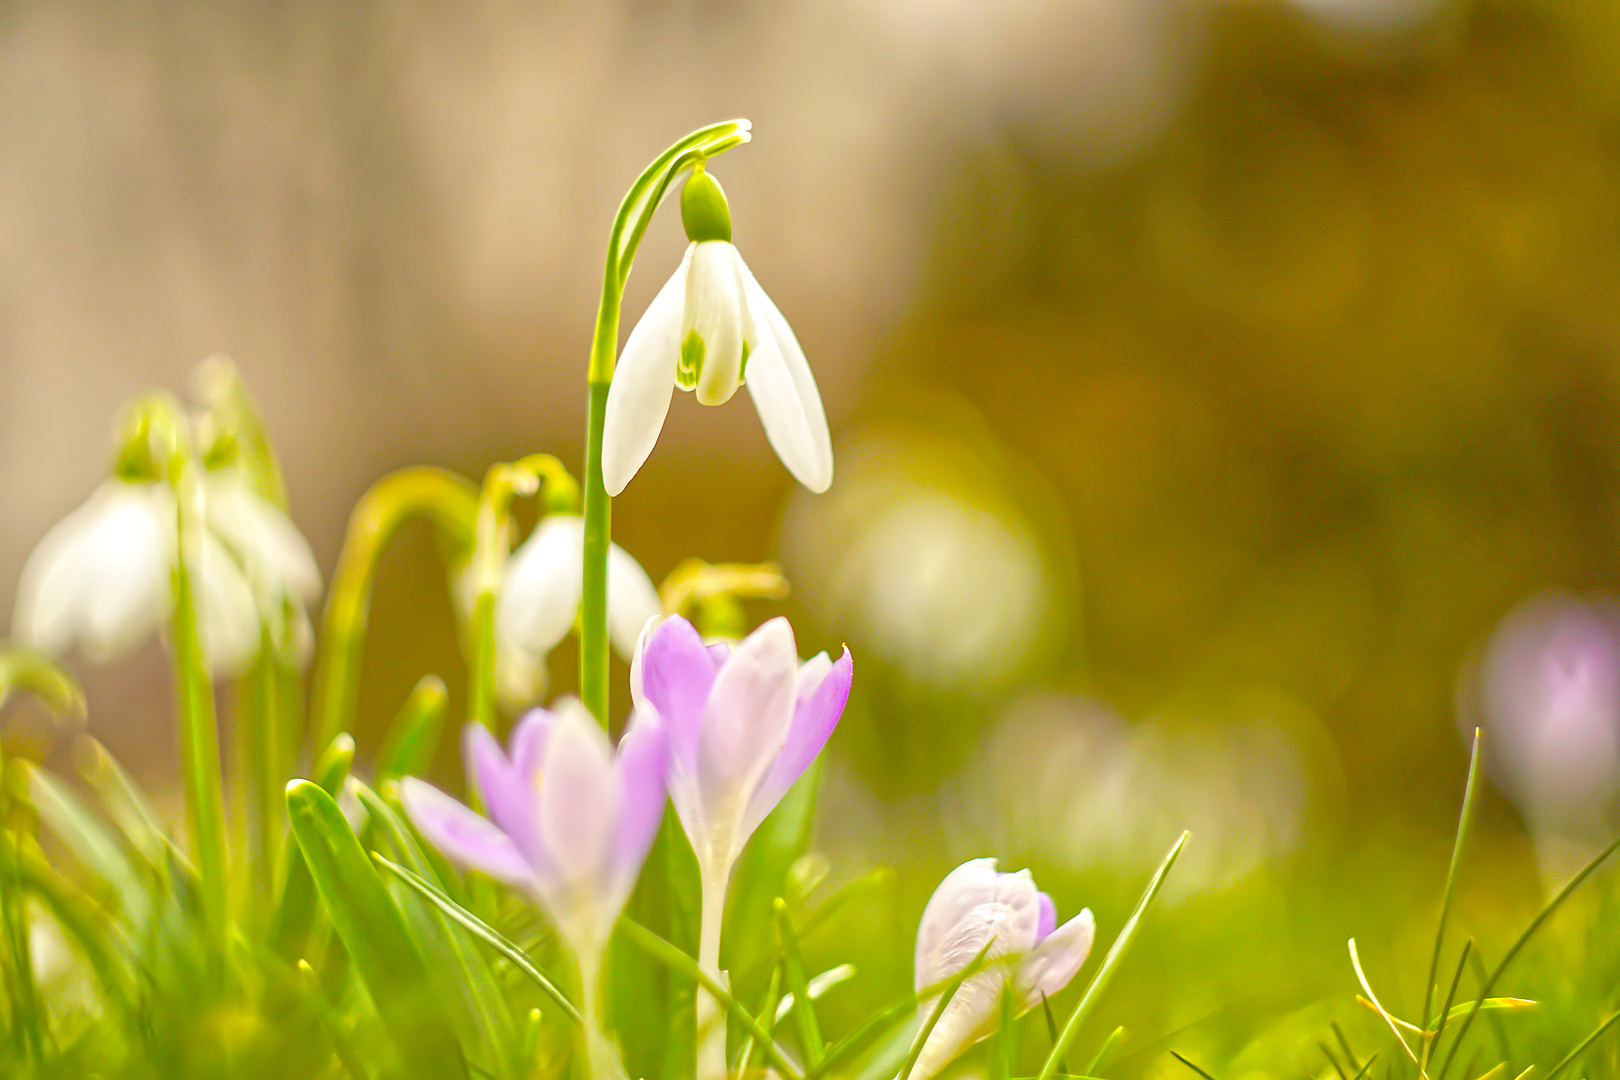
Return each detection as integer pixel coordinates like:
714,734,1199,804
908,859,1096,1080
402,698,668,969
631,613,854,1080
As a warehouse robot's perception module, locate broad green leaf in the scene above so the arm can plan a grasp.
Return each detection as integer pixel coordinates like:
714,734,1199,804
285,778,466,1080
376,676,448,782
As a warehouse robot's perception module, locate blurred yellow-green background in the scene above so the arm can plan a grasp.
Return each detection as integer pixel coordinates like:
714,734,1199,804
7,0,1620,1071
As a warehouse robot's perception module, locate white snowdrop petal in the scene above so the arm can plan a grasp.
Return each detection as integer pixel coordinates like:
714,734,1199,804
79,486,178,660
739,261,832,492
606,542,663,658
192,531,261,674
497,515,586,658
14,489,111,654
604,252,690,496
685,242,747,407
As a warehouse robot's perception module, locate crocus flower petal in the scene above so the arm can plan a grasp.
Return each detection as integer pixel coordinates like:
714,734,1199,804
537,700,620,895
465,722,549,876
610,708,669,901
739,260,833,493
696,617,798,836
607,541,663,658
915,858,1003,992
743,646,853,836
1019,909,1095,1006
685,241,748,407
1036,893,1057,942
401,777,532,886
909,968,1005,1080
508,707,556,781
604,250,689,496
639,615,718,772
497,515,585,660
706,641,734,666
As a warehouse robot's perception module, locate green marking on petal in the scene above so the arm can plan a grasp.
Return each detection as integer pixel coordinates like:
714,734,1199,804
739,340,751,384
679,330,704,390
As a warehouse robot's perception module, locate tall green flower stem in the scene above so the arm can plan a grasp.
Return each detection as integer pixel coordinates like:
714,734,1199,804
579,119,752,727
133,394,232,962
310,467,479,751
467,455,579,733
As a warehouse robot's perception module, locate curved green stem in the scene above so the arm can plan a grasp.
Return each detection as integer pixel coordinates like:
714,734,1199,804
310,467,479,751
579,119,751,727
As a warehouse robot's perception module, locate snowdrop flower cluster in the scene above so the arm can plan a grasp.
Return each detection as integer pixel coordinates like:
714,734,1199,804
603,165,833,496
12,398,319,675
908,858,1096,1080
493,512,661,710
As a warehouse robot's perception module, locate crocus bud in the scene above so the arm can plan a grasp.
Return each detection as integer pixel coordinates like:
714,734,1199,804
403,698,669,959
908,859,1094,1080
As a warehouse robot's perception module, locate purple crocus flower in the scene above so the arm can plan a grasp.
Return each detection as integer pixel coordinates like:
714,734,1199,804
630,613,852,1080
402,697,668,960
908,858,1095,1080
630,614,853,882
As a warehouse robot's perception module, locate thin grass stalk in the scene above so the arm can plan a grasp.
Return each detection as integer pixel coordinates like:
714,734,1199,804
1036,831,1189,1080
1436,830,1620,1079
1425,732,1484,1037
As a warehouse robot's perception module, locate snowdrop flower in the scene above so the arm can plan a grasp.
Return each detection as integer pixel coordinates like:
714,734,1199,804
631,614,853,885
402,698,668,961
602,166,833,496
908,858,1095,1080
13,458,321,676
493,513,662,709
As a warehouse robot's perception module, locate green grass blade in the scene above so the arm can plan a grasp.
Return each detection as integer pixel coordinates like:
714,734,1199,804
1430,940,1473,1053
376,676,448,782
776,896,826,1066
618,915,806,1080
353,781,520,1079
372,851,580,1023
1425,730,1484,1033
1084,1027,1125,1076
1545,1010,1620,1080
735,963,783,1075
1348,939,1419,1065
1348,1051,1380,1079
271,735,354,961
1170,1050,1221,1079
285,779,467,1080
26,764,151,922
993,985,1020,1080
1437,829,1620,1079
1333,1021,1363,1074
898,937,1000,1080
1036,831,1189,1080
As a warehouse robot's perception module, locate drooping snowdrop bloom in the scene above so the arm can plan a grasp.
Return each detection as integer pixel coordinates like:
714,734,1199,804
402,698,668,961
11,476,292,675
602,166,834,496
200,465,323,658
631,614,853,887
493,513,662,709
908,859,1095,1080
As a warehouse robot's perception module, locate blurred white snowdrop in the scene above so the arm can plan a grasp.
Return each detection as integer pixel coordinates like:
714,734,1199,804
603,166,833,496
1468,595,1620,848
977,691,1328,896
492,513,661,710
781,417,1065,690
11,387,321,676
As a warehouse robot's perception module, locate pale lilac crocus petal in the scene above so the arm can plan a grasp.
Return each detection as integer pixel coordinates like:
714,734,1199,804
610,708,669,900
910,967,1005,1080
915,858,1002,992
537,700,620,893
1020,909,1095,1006
743,646,853,835
706,642,734,666
1036,893,1057,942
465,723,547,874
696,617,798,828
628,615,665,714
607,542,663,658
739,260,833,493
640,615,718,771
508,708,556,780
401,778,531,886
603,251,690,497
